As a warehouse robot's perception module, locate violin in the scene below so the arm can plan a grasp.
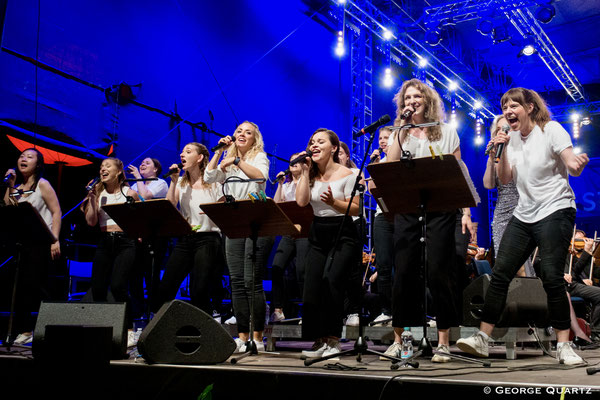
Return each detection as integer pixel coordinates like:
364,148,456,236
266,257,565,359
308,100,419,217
570,237,600,251
362,251,375,266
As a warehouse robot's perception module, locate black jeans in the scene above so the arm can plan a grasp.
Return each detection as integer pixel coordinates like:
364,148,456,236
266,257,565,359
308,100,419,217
156,232,222,315
91,232,137,326
482,208,576,330
270,235,309,310
392,211,458,330
373,213,394,315
226,236,274,333
302,216,359,340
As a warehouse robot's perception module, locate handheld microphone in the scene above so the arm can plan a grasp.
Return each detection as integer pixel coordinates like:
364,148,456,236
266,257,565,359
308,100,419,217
369,148,383,163
163,163,183,178
400,108,414,120
275,171,288,183
289,150,313,167
484,142,494,156
494,125,510,163
353,115,391,139
85,177,100,192
211,136,236,152
3,172,14,184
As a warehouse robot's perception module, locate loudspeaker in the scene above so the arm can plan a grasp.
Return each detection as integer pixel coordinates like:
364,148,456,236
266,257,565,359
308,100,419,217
33,301,128,359
462,275,550,327
138,300,236,364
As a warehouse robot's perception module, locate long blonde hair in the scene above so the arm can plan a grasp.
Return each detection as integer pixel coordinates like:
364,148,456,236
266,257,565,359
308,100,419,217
500,87,551,129
393,78,444,143
179,142,211,188
94,157,127,197
224,121,265,164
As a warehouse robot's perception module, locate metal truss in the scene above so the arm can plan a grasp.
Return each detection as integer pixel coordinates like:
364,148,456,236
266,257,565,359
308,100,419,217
423,0,540,27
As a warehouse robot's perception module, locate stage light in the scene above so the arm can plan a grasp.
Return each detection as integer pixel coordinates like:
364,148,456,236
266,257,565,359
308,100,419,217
535,5,556,24
581,116,592,126
338,0,347,4
521,44,536,56
574,146,582,154
475,135,484,145
477,19,494,36
492,24,511,44
383,29,393,40
473,100,482,110
418,58,428,68
335,43,345,57
448,81,458,91
571,113,580,122
425,29,442,46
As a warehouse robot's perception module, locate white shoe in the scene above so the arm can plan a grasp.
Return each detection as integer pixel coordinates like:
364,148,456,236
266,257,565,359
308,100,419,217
380,341,402,360
270,310,285,322
127,330,139,348
371,313,392,326
14,333,33,345
224,316,237,325
302,340,327,358
346,313,360,327
212,311,222,324
557,343,584,365
234,337,246,353
322,341,341,360
254,340,265,352
431,344,451,363
456,333,489,358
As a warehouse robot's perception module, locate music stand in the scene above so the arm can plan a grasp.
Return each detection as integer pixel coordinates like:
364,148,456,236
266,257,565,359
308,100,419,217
200,199,300,363
367,156,481,362
276,201,314,238
102,199,192,316
0,202,55,348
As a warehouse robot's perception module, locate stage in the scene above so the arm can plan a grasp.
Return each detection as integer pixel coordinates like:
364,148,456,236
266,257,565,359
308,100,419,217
3,335,600,400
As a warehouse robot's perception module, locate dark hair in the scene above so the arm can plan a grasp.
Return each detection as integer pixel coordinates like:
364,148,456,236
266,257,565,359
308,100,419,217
16,148,45,191
150,158,162,177
500,88,551,129
180,142,210,188
307,128,340,187
339,142,356,168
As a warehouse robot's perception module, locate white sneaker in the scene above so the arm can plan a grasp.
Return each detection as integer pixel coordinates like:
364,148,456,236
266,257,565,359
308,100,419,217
432,344,451,363
456,333,489,358
371,313,392,326
380,341,402,360
302,340,327,358
234,338,246,353
322,341,341,360
254,340,265,352
212,311,221,324
557,343,584,365
224,316,237,325
346,313,360,327
14,333,33,345
127,330,138,348
270,310,285,323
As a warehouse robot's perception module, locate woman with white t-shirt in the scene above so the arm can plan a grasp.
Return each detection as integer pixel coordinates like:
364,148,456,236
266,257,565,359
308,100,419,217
296,128,360,358
205,121,273,352
156,143,223,315
384,78,475,363
457,87,590,366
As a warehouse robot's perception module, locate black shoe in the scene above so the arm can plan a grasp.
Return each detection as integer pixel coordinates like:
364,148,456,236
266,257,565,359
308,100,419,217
573,336,593,348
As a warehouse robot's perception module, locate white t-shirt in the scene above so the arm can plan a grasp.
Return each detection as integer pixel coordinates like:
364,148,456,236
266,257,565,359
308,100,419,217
204,152,269,200
281,181,298,202
388,123,460,158
310,172,356,217
176,180,221,232
506,121,575,223
131,179,168,199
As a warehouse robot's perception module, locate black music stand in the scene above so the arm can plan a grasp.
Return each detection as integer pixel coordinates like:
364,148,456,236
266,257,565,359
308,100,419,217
102,199,192,316
0,202,55,348
367,156,481,363
200,199,300,363
276,201,314,239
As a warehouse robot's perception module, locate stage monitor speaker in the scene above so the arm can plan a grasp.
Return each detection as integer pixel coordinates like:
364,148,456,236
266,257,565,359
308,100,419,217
33,301,128,360
462,275,550,327
138,300,236,364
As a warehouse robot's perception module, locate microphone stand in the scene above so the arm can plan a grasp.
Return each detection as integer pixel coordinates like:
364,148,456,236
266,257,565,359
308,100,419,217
304,129,418,368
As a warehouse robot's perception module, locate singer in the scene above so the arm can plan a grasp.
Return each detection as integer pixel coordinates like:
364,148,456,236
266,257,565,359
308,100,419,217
457,87,590,366
205,121,273,352
384,78,475,363
127,157,168,200
270,152,309,322
83,157,140,346
3,148,62,345
296,128,359,358
154,143,224,317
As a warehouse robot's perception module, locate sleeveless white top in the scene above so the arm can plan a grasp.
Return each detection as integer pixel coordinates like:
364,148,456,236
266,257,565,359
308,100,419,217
16,180,53,231
98,188,127,228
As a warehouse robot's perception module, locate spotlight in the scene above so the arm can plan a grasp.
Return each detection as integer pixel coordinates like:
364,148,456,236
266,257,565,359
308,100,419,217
522,44,536,56
338,0,346,4
581,116,592,126
477,19,494,36
475,136,484,145
425,29,442,46
418,58,428,68
535,5,556,24
383,29,393,40
335,42,345,57
448,81,458,91
473,100,482,110
571,113,580,122
492,24,511,44
574,146,582,154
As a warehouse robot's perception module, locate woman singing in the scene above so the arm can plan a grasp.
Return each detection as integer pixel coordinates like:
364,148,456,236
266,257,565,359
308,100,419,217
384,78,475,363
457,87,589,365
296,128,359,358
3,148,62,345
205,121,273,352
155,143,223,316
83,157,140,346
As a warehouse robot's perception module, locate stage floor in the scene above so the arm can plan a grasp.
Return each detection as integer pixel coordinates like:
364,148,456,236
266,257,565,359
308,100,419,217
3,339,600,400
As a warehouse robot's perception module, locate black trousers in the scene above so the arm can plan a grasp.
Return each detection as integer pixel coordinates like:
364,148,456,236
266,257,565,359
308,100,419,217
156,232,222,315
373,213,394,315
392,211,459,330
302,216,359,340
270,235,309,310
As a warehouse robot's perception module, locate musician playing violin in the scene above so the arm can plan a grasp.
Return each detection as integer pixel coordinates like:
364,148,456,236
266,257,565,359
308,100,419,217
564,229,600,342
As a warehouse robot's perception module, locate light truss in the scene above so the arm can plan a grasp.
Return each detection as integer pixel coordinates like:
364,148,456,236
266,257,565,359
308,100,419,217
423,0,540,27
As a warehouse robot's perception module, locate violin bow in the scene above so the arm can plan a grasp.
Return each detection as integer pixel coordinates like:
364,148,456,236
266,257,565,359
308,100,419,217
569,224,577,275
590,231,598,279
